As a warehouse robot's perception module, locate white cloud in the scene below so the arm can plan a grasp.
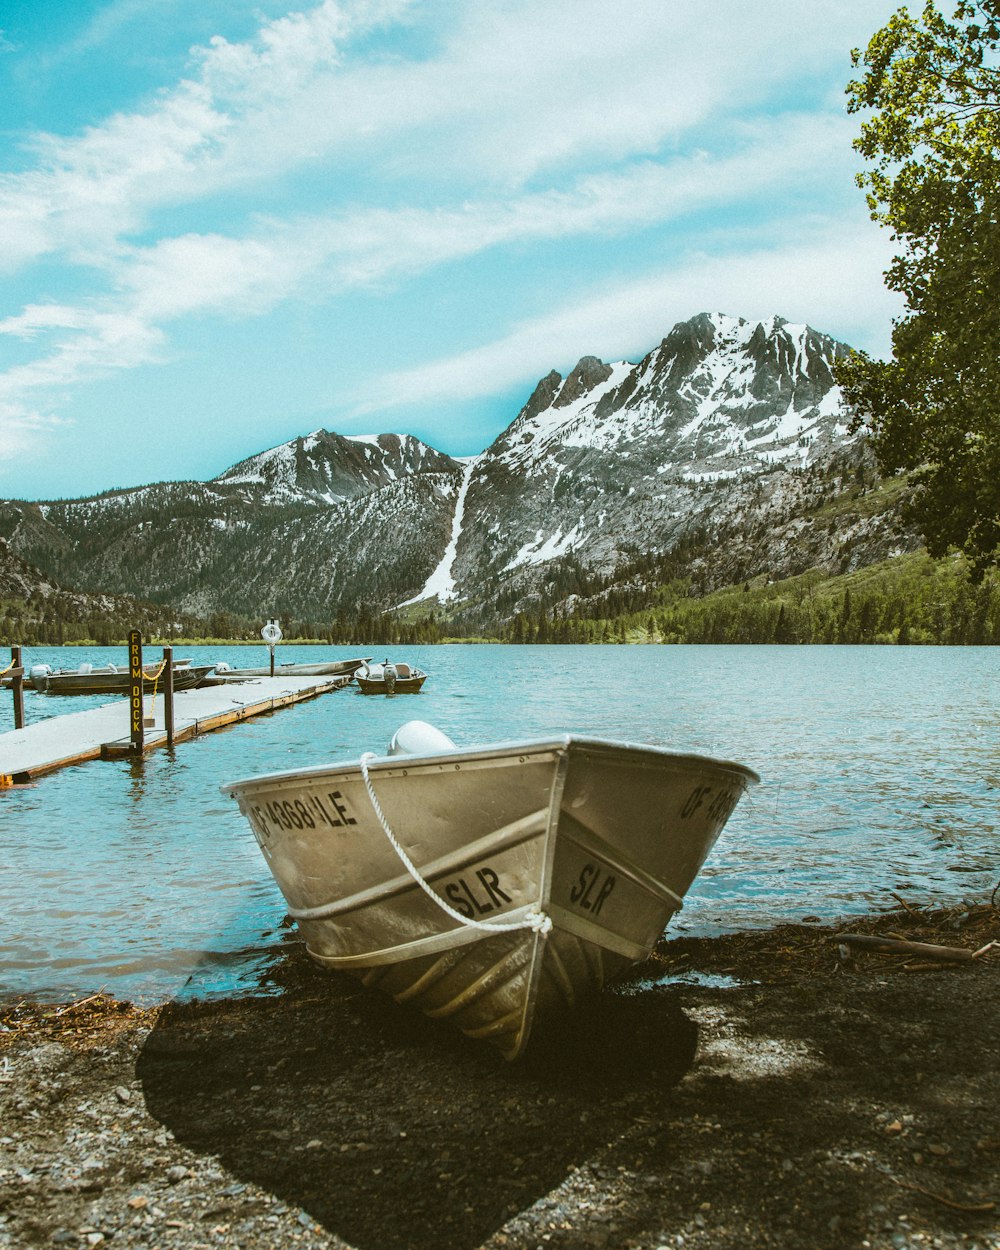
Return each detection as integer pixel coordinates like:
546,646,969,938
0,304,93,338
0,310,164,398
44,0,187,64
129,108,857,299
0,0,905,479
351,223,902,418
0,401,68,466
0,0,890,274
0,107,863,401
312,0,893,187
0,0,412,272
0,81,226,271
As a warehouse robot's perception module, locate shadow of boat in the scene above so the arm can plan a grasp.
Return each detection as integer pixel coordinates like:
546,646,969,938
137,955,698,1250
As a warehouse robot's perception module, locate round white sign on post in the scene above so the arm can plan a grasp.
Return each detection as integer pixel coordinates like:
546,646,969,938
261,620,282,676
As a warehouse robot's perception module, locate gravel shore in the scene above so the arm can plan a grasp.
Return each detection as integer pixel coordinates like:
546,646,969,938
2,898,998,1250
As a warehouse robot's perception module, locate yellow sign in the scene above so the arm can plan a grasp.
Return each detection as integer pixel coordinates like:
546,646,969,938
129,629,144,752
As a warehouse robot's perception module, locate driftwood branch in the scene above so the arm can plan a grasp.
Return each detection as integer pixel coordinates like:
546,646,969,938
892,1177,996,1213
53,989,109,1017
831,934,975,963
890,892,925,918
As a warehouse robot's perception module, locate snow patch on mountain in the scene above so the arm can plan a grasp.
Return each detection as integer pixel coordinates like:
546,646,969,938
220,441,297,488
480,313,854,497
504,522,586,571
681,468,744,483
210,429,462,509
488,360,628,472
398,457,478,605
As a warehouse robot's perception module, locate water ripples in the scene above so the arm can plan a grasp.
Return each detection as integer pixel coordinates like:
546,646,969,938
1,643,996,1001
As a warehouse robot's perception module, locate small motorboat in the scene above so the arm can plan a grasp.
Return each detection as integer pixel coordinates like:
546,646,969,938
355,660,427,694
29,662,214,696
222,720,758,1060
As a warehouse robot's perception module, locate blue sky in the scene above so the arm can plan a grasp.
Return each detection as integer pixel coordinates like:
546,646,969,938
0,0,903,501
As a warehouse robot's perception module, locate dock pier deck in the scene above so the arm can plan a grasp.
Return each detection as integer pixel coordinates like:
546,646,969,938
0,675,347,782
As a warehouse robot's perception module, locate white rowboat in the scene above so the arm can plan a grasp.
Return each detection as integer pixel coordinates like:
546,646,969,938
222,721,758,1060
205,657,370,682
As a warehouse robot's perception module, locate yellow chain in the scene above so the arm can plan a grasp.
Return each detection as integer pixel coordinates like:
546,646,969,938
145,658,169,721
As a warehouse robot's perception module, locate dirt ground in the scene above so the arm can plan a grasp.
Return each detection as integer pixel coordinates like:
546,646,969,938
1,896,998,1250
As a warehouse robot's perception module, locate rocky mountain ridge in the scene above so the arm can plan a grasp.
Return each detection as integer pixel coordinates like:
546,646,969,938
214,430,461,506
0,313,918,627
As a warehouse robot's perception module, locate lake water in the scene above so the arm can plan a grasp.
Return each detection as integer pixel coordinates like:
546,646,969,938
1,644,996,1003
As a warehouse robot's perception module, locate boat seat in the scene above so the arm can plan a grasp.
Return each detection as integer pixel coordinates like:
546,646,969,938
394,663,412,678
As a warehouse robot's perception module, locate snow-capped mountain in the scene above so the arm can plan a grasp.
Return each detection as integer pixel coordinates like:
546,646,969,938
0,313,916,623
215,429,460,506
484,313,848,479
435,312,890,608
0,429,464,617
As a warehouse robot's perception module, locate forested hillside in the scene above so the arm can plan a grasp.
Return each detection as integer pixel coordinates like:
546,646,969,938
0,538,209,646
1,540,995,648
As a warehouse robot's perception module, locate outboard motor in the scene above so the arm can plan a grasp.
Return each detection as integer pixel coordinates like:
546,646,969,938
384,662,397,696
387,721,457,757
29,663,52,692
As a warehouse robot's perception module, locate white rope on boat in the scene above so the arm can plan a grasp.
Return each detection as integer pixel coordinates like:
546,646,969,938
358,752,552,936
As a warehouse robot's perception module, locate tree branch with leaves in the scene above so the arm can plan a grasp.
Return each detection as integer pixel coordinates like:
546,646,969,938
837,0,1000,576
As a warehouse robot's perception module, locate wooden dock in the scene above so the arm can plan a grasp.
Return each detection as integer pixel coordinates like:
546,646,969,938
0,675,348,782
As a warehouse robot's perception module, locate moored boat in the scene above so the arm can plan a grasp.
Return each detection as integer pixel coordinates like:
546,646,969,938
222,720,758,1059
205,657,371,683
29,662,213,696
355,660,427,694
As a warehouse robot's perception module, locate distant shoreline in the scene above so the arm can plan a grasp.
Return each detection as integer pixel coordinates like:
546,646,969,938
21,637,1000,648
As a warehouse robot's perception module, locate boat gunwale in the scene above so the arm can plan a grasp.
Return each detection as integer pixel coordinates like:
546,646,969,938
220,734,761,795
222,657,370,678
32,663,215,695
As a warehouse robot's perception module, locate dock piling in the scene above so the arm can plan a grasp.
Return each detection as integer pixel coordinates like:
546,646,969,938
262,619,282,677
163,646,175,747
11,646,25,731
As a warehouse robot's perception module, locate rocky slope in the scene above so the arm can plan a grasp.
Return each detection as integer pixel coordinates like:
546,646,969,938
452,314,863,602
415,313,915,623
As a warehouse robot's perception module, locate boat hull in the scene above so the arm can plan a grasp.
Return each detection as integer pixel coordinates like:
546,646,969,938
223,736,757,1059
30,664,212,696
355,674,426,694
